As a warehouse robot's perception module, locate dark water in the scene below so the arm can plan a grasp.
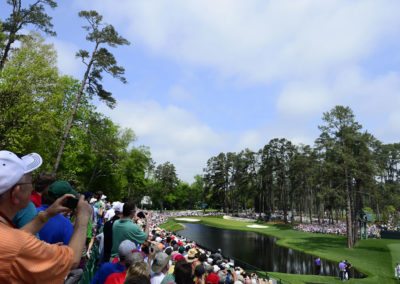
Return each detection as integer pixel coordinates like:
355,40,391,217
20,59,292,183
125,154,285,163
177,223,363,278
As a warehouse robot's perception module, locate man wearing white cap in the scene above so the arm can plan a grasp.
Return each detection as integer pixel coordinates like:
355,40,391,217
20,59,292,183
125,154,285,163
0,150,92,283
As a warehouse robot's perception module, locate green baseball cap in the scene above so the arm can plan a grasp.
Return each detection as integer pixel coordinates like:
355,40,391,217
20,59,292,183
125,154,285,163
48,180,78,198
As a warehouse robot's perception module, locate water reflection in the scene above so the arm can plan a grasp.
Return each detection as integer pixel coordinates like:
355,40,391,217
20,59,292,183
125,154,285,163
177,223,363,278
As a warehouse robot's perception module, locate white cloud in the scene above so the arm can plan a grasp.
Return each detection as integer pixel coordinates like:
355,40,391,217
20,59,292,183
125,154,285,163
50,39,81,77
73,0,400,180
277,68,400,142
277,82,332,117
98,100,224,182
168,85,193,102
77,0,400,84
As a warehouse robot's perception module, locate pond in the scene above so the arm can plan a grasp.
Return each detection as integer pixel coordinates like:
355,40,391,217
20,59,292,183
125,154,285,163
177,223,364,278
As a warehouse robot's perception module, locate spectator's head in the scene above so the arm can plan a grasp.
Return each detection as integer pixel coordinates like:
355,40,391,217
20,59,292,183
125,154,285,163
141,241,151,255
123,201,136,218
119,240,137,263
206,272,220,284
164,247,173,256
151,252,170,274
124,274,150,284
194,264,206,278
112,201,124,215
186,248,198,263
172,253,185,263
126,251,144,268
83,191,93,202
178,246,185,254
198,253,207,263
174,261,193,284
94,191,103,200
33,172,56,194
0,151,42,212
126,261,150,279
44,180,78,205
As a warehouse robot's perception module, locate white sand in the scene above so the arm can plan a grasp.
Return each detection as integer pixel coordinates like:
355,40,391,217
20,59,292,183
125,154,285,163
247,224,268,228
174,218,200,222
223,215,256,222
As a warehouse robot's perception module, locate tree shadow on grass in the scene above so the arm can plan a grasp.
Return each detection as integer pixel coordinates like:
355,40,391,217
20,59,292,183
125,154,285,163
273,224,293,230
286,236,347,251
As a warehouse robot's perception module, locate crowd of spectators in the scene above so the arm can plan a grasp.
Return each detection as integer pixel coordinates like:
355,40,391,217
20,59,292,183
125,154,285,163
2,149,397,283
0,150,275,284
294,221,383,238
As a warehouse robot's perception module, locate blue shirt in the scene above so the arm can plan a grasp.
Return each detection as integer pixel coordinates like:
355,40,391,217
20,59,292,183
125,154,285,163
90,262,125,284
37,205,73,245
13,201,37,228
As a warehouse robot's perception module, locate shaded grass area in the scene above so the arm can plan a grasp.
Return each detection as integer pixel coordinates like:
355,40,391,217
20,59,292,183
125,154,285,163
163,216,400,284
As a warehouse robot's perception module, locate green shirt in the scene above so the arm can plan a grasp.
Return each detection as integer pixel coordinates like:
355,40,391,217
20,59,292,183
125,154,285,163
111,219,147,256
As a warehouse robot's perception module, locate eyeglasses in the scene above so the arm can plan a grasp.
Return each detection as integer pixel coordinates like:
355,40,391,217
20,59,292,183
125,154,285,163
15,182,33,190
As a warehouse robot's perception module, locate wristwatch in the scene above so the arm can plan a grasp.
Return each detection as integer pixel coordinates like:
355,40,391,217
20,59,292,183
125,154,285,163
37,211,49,223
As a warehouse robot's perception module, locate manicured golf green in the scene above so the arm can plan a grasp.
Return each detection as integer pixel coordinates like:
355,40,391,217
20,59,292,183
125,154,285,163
161,216,400,284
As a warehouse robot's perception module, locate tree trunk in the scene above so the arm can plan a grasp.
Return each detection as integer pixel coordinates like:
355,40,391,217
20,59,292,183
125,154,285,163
345,167,354,248
53,44,98,173
0,33,16,70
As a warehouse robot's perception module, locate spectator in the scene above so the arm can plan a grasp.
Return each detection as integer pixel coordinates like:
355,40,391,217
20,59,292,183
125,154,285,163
124,275,151,284
102,202,123,262
12,172,55,229
0,150,91,283
121,261,151,284
111,202,151,256
38,180,77,244
205,272,219,284
105,252,146,284
395,263,400,280
94,192,106,229
31,172,56,207
194,264,206,284
12,196,37,229
91,240,137,284
174,261,194,284
151,252,170,284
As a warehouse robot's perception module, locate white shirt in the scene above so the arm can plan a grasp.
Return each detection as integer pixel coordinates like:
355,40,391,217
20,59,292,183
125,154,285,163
150,272,165,284
95,233,104,254
104,208,115,221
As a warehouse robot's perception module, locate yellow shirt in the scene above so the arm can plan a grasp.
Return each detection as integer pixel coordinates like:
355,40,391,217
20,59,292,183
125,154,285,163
0,220,74,284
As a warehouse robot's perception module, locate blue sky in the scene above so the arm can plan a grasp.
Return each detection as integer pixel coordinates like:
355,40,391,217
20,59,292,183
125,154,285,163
2,0,400,182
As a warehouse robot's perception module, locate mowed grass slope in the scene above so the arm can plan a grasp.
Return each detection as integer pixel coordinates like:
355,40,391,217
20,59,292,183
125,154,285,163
162,216,400,284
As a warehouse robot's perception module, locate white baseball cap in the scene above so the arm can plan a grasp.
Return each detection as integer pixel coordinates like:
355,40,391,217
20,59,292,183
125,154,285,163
112,201,124,212
0,150,43,194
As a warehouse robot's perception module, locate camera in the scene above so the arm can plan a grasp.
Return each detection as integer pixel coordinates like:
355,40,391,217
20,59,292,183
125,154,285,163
63,197,79,210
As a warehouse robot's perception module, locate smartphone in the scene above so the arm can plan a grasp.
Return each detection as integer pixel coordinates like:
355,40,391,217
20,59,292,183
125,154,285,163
64,197,79,209
137,211,146,218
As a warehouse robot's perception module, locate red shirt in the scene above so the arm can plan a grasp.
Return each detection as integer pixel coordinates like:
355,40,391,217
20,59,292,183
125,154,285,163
30,191,42,207
105,271,127,284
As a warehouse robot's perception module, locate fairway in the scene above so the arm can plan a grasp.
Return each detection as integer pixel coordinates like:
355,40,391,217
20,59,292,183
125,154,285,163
163,216,400,284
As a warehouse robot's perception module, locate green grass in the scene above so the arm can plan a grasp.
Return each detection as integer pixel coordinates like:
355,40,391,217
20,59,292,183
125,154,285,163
159,218,185,232
164,216,400,284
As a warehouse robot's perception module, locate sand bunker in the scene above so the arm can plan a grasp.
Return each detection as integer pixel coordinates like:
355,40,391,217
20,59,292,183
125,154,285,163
223,215,256,222
247,224,268,228
175,218,200,222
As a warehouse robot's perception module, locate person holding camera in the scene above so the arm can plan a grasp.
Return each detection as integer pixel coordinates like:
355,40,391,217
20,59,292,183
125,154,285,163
111,202,152,257
37,180,78,245
0,150,92,283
